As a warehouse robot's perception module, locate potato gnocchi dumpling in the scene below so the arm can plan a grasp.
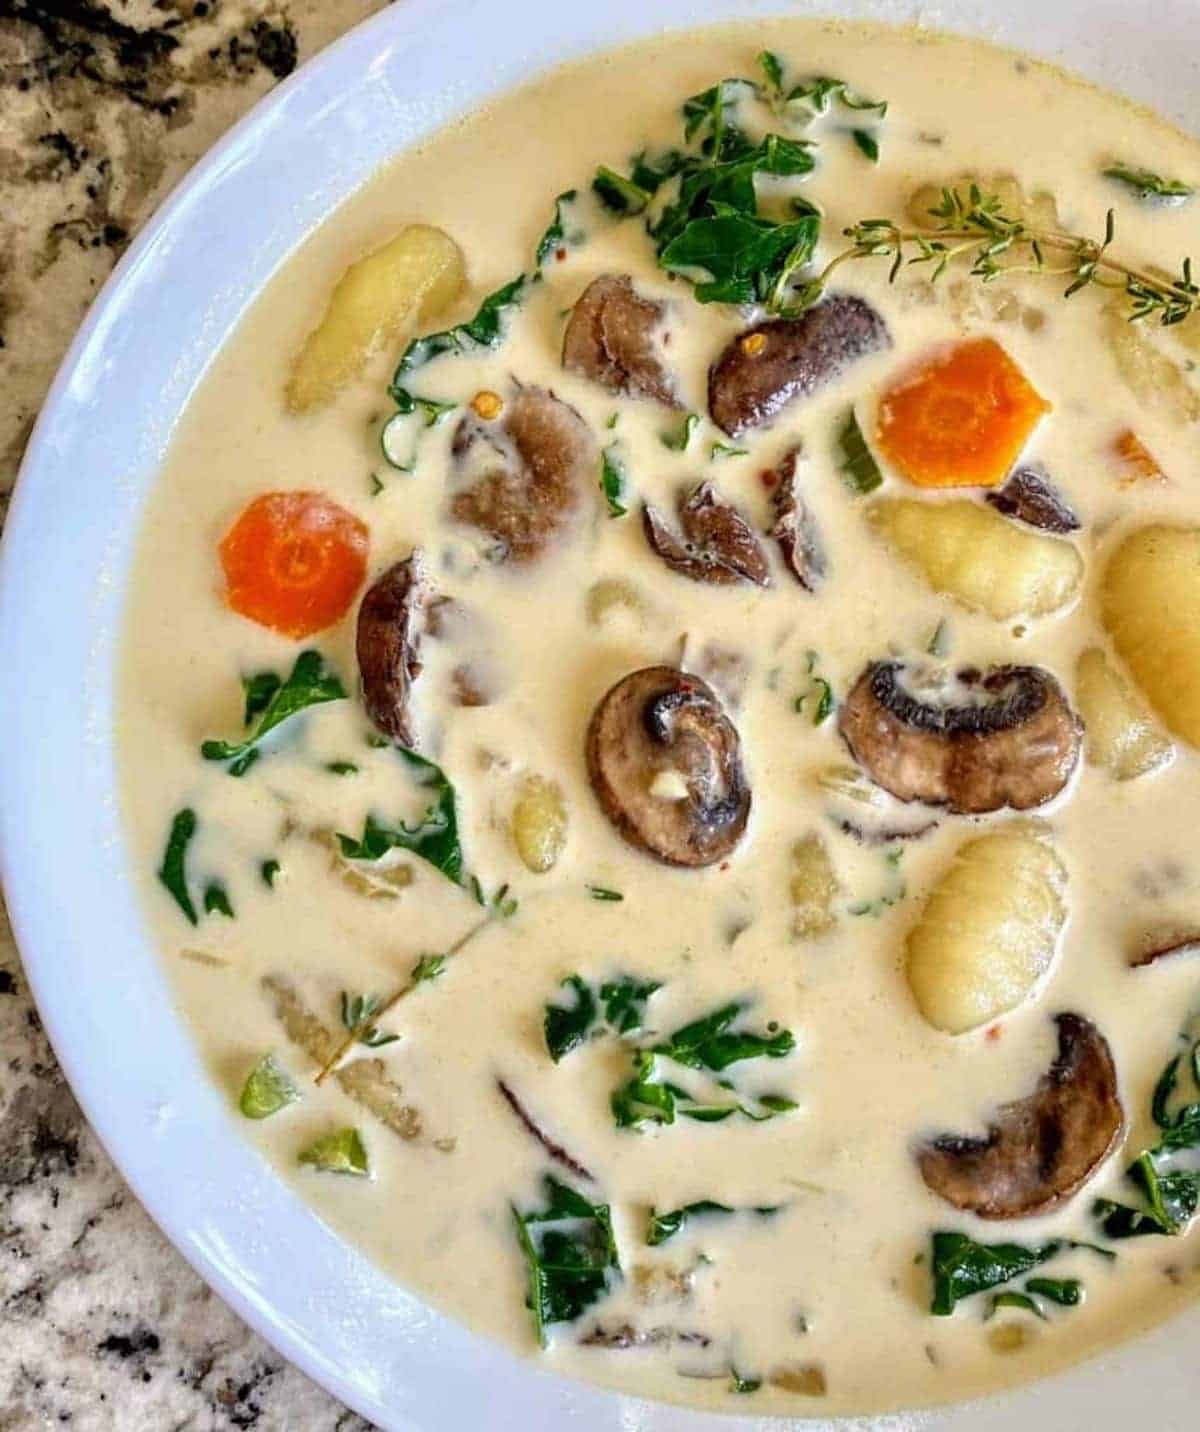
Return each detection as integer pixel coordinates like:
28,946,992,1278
1103,302,1200,427
790,833,839,938
1075,647,1174,781
286,224,466,412
906,826,1067,1034
869,497,1083,620
512,775,568,873
1101,525,1200,748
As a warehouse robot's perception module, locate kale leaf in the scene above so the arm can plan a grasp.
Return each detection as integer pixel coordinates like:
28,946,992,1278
157,807,199,926
511,1175,620,1346
202,650,346,776
930,1232,1063,1316
544,976,598,1063
646,1200,781,1246
600,977,662,1035
652,1001,794,1071
536,189,578,269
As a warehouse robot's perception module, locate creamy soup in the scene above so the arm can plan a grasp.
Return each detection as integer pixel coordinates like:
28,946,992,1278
118,18,1200,1418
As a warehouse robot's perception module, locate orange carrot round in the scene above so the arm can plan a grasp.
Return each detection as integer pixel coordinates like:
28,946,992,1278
219,491,369,638
876,337,1051,489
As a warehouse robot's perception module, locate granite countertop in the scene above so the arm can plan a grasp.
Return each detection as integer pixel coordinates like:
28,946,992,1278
1,4,391,1426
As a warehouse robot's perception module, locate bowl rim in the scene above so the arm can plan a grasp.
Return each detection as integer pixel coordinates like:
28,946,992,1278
2,1,1199,1427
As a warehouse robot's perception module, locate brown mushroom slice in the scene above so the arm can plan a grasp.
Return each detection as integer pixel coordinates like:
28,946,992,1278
768,447,826,592
642,482,770,587
918,1013,1123,1219
587,665,751,867
708,294,890,437
449,384,597,563
838,661,1082,815
986,465,1081,534
562,274,682,407
356,552,430,748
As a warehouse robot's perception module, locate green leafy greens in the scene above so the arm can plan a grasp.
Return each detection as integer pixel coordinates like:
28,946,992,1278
1093,1033,1200,1238
203,882,234,918
929,1231,1111,1316
158,807,199,926
535,189,579,269
202,650,346,776
646,1200,781,1246
543,974,661,1061
599,445,629,518
511,1175,620,1346
337,748,477,899
836,407,885,494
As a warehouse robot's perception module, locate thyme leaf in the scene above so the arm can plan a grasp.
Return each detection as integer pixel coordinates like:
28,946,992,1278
1104,162,1194,205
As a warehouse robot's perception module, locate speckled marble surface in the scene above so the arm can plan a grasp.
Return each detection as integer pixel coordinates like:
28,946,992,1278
0,4,391,1426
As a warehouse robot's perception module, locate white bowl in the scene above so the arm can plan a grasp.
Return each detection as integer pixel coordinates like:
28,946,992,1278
1,1,1197,1426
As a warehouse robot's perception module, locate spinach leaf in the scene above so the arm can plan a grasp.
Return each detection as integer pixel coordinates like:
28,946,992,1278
1103,162,1194,205
599,445,628,517
783,75,888,120
647,1200,734,1245
592,166,652,216
158,807,198,926
1024,1276,1084,1307
987,1291,1045,1320
653,1001,794,1071
260,858,280,888
661,413,699,451
1092,1035,1200,1237
203,882,234,918
202,650,346,775
337,748,476,898
241,670,281,725
611,1052,680,1129
837,407,885,494
389,274,526,411
587,885,624,902
239,1053,299,1120
630,148,686,194
599,977,661,1035
930,1231,1062,1316
511,1175,620,1346
536,189,578,269
298,1127,369,1177
851,128,880,163
544,975,598,1063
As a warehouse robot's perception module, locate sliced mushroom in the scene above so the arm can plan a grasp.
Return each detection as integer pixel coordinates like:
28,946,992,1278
768,447,826,592
1129,931,1200,968
986,465,1081,534
838,661,1082,815
587,666,751,867
562,274,681,407
642,482,770,587
708,294,890,436
918,1013,1124,1219
356,552,430,748
449,383,597,563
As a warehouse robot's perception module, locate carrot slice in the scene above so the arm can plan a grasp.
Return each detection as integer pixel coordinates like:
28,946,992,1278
1113,428,1167,486
219,491,369,638
876,337,1051,489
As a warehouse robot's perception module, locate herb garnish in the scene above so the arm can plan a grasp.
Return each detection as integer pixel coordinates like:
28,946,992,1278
238,1052,299,1120
929,1231,1112,1315
851,128,880,163
340,991,401,1049
646,1200,781,1246
794,649,834,725
820,183,1200,328
661,413,700,451
388,273,526,414
836,407,885,494
1024,1276,1084,1307
1093,1031,1200,1237
653,1001,794,1070
260,858,281,888
587,884,624,902
599,445,629,517
203,882,234,918
1103,162,1193,205
536,189,579,269
543,974,661,1061
298,1126,369,1177
592,165,652,216
512,1175,620,1346
728,1368,762,1395
202,650,346,776
158,807,199,925
710,441,748,460
337,748,474,896
326,761,358,776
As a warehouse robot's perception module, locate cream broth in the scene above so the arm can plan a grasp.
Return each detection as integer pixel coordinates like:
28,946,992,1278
118,19,1200,1418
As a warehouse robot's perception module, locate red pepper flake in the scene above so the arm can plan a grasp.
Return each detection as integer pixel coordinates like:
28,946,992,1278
759,469,778,489
556,246,568,262
986,1024,1003,1042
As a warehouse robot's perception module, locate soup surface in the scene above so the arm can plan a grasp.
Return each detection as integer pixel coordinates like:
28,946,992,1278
118,17,1200,1418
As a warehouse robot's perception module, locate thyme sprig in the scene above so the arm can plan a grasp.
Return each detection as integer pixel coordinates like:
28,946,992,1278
811,183,1200,327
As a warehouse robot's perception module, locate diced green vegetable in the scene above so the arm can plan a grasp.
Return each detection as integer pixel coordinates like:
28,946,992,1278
238,1053,300,1120
298,1127,370,1177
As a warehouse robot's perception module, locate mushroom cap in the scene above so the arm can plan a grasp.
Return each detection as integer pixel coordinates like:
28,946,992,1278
356,551,429,748
708,293,890,437
986,464,1081,534
838,661,1083,815
586,665,751,867
562,274,681,407
449,384,597,563
642,482,770,587
767,447,826,592
918,1013,1124,1219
